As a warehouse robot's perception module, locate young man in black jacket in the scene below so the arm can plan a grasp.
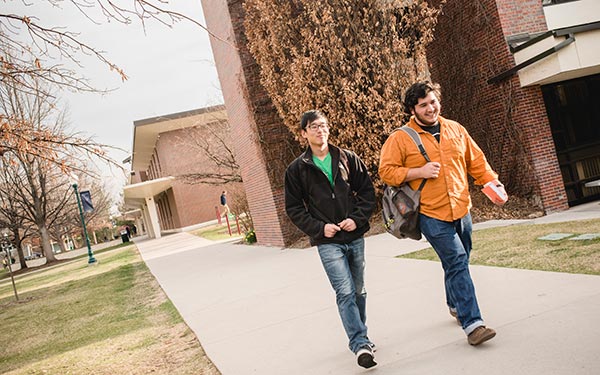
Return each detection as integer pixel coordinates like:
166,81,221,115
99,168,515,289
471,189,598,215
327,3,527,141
284,110,377,369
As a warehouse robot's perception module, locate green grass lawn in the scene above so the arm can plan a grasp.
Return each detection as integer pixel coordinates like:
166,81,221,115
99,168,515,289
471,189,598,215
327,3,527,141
0,245,219,375
0,242,133,282
399,218,600,275
191,222,241,241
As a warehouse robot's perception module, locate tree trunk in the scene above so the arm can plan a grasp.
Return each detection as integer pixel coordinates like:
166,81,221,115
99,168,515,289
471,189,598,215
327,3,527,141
57,235,67,253
12,229,27,269
39,225,57,262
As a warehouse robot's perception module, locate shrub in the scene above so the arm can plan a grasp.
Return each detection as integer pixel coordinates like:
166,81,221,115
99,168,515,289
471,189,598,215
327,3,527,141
244,230,257,244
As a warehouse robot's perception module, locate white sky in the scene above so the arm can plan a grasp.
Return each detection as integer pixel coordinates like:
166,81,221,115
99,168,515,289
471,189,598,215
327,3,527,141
5,1,224,202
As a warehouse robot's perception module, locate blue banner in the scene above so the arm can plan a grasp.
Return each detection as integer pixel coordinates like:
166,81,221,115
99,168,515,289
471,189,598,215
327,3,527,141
80,190,94,213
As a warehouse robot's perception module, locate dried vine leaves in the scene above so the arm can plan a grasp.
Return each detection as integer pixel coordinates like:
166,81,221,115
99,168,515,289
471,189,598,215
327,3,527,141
244,0,442,182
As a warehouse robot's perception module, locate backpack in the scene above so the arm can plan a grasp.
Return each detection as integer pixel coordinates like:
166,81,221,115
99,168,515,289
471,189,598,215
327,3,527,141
381,126,431,241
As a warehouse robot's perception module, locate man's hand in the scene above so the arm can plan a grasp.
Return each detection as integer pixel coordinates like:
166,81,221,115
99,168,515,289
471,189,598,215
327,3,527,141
338,218,357,232
324,223,341,238
420,162,441,179
492,180,508,206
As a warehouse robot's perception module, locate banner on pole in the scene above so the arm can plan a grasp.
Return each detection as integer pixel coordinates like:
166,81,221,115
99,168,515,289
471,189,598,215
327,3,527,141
80,190,94,212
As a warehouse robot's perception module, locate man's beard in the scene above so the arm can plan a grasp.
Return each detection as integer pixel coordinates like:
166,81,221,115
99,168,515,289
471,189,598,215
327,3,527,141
414,112,439,126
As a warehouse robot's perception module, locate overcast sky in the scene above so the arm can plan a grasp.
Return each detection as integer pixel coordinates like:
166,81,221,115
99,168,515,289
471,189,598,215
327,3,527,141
5,1,224,200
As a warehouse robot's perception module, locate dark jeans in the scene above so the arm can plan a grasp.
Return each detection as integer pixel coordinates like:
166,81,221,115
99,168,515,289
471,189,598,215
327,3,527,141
419,212,484,335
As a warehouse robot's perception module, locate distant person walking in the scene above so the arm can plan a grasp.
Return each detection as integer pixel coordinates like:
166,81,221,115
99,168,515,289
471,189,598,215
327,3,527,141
220,191,230,217
379,82,507,346
285,110,378,369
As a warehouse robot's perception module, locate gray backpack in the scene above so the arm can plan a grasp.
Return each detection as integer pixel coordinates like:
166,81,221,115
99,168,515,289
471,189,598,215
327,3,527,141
381,126,431,240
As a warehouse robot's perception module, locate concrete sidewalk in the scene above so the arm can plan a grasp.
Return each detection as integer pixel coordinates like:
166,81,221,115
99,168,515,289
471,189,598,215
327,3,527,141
135,202,600,375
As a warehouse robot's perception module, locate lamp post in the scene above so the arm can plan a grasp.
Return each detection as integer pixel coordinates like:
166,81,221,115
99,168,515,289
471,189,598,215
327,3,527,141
70,173,96,265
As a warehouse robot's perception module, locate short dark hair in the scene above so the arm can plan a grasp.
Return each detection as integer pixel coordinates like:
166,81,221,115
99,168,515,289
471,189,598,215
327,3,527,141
403,82,442,114
300,110,327,131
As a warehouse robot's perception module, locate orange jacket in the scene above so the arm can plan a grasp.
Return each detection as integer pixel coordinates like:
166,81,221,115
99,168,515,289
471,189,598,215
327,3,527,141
379,116,498,222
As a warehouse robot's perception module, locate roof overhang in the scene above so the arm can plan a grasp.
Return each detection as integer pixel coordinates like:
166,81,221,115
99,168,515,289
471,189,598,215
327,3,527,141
131,105,227,173
114,209,143,221
513,25,600,86
123,176,175,203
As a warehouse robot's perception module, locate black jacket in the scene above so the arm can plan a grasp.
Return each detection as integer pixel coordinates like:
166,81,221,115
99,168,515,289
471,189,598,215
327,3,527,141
284,144,376,246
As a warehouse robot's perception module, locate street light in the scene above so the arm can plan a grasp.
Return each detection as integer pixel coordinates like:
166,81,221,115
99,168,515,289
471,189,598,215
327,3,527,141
69,173,97,265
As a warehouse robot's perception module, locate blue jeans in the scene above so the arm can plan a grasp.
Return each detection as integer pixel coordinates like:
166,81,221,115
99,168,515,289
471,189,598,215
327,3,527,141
317,237,370,353
419,213,484,335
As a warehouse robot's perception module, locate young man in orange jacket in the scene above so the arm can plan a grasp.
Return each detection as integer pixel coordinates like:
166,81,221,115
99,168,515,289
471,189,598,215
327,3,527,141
379,82,507,346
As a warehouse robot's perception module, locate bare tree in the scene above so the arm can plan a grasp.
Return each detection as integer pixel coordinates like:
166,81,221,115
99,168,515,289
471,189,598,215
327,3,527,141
1,1,231,166
46,199,80,253
0,79,119,263
47,172,113,249
0,79,122,174
1,0,230,98
176,119,242,185
0,167,35,269
170,110,251,233
228,184,253,233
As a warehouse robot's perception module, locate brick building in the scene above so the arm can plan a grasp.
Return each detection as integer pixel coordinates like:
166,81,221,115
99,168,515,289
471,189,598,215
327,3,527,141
123,105,242,239
427,0,600,210
201,0,303,247
201,0,600,247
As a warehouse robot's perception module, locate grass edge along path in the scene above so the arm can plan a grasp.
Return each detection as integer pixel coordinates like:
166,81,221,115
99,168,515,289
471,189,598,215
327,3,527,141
190,223,242,241
0,244,220,375
399,218,600,275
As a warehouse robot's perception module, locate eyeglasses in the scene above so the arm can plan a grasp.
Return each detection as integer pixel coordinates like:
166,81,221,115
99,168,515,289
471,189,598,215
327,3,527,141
306,123,329,131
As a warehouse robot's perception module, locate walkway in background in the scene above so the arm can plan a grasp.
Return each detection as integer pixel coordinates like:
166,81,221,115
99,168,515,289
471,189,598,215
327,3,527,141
135,201,600,375
4,237,125,273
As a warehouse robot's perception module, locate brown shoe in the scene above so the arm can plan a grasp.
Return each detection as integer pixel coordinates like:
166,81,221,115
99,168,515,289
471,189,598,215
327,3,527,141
449,308,461,325
468,326,496,346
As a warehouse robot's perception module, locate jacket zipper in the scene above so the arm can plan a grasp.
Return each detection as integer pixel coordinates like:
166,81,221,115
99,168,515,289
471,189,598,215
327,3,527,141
305,153,347,220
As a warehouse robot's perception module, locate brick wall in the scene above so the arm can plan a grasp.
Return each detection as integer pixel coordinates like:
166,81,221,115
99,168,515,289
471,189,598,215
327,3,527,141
427,0,568,213
201,0,304,246
496,0,548,36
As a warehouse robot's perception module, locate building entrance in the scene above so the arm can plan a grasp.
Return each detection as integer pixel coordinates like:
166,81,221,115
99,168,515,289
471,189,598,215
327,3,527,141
542,73,600,205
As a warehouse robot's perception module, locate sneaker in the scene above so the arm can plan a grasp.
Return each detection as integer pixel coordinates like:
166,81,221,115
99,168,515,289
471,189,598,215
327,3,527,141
356,345,377,369
368,342,377,352
468,326,496,346
364,337,377,352
449,307,461,325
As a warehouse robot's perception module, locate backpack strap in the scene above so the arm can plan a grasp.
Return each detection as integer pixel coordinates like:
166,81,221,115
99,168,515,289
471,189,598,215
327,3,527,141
399,126,431,163
299,148,351,196
397,126,430,191
338,149,351,185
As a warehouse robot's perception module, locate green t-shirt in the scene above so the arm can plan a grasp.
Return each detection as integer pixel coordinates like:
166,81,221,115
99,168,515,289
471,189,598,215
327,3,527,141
312,152,334,187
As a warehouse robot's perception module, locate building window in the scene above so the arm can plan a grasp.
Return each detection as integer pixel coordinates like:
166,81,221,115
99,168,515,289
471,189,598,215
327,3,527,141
542,73,600,205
